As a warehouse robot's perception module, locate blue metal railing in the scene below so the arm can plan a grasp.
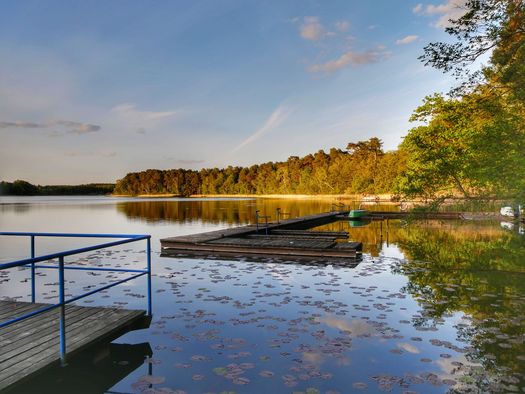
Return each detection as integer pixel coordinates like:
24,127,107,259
0,232,152,365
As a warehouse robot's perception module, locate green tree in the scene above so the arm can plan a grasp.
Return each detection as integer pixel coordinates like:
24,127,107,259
398,93,525,199
420,0,525,100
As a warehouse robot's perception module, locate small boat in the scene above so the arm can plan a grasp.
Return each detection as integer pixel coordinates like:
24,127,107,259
500,206,516,217
349,219,371,227
348,209,368,219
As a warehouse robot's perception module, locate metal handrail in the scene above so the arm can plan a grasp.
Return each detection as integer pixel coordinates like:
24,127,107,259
255,210,271,235
331,203,346,212
276,208,291,224
0,232,152,365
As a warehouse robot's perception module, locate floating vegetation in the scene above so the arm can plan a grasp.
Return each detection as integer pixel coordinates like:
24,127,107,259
2,200,525,393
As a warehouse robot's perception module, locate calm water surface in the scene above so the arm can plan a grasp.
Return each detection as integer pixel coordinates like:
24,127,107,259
0,196,524,393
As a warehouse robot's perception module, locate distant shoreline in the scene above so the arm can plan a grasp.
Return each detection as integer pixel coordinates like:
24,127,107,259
110,193,396,200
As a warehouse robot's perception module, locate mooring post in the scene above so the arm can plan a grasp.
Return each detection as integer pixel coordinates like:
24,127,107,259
386,219,390,247
148,361,153,388
255,210,260,233
265,215,268,235
276,208,281,224
30,235,35,303
58,256,67,366
146,236,152,316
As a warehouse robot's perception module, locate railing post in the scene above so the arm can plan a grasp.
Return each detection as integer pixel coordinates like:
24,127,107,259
276,208,281,224
265,215,268,235
255,210,260,233
146,237,152,316
58,256,67,366
30,235,35,303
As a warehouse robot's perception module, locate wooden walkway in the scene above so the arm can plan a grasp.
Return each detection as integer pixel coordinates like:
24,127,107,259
161,211,362,259
339,211,465,220
0,300,147,391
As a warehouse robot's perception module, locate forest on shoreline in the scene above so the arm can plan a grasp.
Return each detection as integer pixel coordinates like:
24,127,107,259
0,180,114,196
113,138,406,197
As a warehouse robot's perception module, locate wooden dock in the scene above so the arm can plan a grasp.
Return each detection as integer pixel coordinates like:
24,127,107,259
161,211,362,259
0,300,148,391
339,211,465,220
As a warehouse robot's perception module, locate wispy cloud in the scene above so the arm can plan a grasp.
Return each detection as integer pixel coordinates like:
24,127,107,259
413,0,467,28
308,48,388,73
0,121,47,129
110,103,179,120
397,342,420,354
300,17,327,41
167,158,205,165
233,105,292,152
395,35,419,45
335,21,350,32
56,120,101,134
64,151,116,157
109,103,180,135
0,119,101,135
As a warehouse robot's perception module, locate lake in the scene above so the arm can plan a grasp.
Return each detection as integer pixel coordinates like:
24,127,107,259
1,196,524,393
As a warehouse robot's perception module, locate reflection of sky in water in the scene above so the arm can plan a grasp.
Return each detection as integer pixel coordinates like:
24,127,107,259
1,197,524,393
380,244,405,259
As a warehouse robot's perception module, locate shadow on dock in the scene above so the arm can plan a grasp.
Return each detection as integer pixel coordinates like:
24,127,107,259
6,341,153,394
160,251,362,268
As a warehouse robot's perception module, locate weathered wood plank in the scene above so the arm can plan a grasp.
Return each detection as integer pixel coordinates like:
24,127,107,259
247,234,338,242
160,241,357,258
207,237,336,250
0,302,47,320
0,309,144,389
2,310,143,385
1,308,139,371
0,304,81,340
0,301,146,391
270,229,349,238
0,307,101,358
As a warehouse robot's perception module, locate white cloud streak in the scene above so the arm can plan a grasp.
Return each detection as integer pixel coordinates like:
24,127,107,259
110,103,179,120
108,103,181,135
395,35,419,45
413,0,468,28
308,49,388,73
335,21,350,32
65,151,116,157
300,17,326,41
0,120,101,134
233,105,292,153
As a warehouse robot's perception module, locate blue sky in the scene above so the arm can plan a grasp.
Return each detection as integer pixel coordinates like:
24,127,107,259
0,0,466,184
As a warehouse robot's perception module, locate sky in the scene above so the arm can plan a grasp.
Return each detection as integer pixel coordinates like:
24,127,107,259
0,0,467,184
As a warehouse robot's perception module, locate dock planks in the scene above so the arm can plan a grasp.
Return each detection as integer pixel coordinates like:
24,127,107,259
161,211,362,259
0,300,146,391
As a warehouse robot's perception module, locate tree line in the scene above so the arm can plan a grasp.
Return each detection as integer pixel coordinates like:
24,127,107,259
0,180,115,196
113,138,407,196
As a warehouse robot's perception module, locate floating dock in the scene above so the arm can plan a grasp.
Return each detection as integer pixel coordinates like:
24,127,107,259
161,211,362,259
338,211,465,220
0,300,148,391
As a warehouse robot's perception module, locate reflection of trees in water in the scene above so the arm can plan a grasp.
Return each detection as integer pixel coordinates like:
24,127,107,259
389,222,525,390
0,203,31,214
116,199,341,224
117,201,525,388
